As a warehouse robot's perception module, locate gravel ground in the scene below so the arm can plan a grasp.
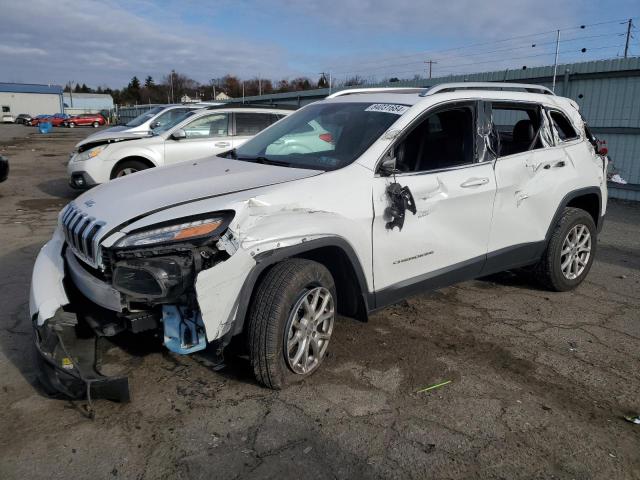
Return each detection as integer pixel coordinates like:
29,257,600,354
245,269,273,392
0,124,638,480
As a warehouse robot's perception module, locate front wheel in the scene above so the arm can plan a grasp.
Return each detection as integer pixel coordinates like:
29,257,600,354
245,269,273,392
247,259,336,389
534,207,597,291
92,121,99,128
68,122,75,128
111,159,150,179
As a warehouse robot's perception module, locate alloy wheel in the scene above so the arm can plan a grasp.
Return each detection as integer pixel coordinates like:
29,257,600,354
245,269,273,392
560,224,591,280
284,286,335,375
116,168,138,177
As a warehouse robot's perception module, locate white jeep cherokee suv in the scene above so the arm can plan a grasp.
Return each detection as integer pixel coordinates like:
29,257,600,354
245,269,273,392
30,83,607,401
68,105,293,188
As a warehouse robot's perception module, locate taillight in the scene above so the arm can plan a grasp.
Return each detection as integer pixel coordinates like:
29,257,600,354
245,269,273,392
319,133,333,143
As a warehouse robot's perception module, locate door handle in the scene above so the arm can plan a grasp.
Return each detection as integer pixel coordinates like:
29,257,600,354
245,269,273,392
460,177,490,188
553,161,566,168
214,141,230,147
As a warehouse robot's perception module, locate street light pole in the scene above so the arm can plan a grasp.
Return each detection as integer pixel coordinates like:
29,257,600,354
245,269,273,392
552,30,560,92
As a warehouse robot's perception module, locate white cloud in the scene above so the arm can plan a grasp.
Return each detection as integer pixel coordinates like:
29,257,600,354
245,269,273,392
0,0,292,86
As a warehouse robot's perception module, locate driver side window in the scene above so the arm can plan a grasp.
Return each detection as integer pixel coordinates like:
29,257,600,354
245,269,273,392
393,103,476,173
183,114,229,138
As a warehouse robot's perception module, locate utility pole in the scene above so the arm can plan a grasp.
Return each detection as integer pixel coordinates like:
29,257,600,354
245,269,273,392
67,81,74,108
624,18,633,58
242,82,245,104
170,69,175,103
258,76,262,96
552,30,560,92
425,60,437,79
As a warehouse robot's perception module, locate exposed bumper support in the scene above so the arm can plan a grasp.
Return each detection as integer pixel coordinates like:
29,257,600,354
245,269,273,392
33,310,130,402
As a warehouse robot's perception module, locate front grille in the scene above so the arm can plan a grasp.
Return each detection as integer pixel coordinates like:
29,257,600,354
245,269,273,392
60,203,106,268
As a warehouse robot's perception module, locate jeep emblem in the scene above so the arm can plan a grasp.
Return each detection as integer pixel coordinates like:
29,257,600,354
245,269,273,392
84,200,95,207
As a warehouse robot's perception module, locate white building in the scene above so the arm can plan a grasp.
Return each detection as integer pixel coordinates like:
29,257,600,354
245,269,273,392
0,83,64,119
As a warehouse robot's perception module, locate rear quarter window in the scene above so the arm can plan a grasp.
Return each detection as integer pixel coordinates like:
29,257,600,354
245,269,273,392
549,110,578,142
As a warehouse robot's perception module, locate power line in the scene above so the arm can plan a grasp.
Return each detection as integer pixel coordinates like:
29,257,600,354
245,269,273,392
327,31,625,77
320,17,636,73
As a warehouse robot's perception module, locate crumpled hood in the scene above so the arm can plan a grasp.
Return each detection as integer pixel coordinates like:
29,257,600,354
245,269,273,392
75,126,146,148
72,156,322,233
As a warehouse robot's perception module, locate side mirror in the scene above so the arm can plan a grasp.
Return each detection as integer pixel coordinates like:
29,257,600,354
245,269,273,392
150,121,161,129
379,154,399,176
171,129,186,140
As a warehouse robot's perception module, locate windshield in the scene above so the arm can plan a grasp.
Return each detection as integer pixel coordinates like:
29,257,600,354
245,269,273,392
125,106,165,127
228,102,404,170
152,110,197,134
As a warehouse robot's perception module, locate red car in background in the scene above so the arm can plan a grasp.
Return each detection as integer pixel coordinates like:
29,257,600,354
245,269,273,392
64,113,106,128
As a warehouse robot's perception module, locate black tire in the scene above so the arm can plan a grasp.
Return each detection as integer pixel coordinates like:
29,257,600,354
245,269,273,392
534,207,597,291
111,159,151,179
68,122,75,128
92,121,99,128
247,259,336,389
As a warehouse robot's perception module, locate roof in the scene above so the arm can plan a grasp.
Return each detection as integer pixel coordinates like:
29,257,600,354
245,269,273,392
62,93,113,100
0,82,63,95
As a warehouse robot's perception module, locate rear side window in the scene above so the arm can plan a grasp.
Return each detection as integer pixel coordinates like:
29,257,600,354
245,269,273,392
490,103,543,157
2,106,10,113
235,113,273,136
549,111,578,141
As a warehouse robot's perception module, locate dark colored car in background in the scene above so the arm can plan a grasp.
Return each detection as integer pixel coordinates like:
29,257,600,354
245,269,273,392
14,114,32,125
0,156,9,183
64,113,106,128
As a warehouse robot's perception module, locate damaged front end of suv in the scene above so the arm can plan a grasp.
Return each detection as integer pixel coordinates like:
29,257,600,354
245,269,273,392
31,208,237,402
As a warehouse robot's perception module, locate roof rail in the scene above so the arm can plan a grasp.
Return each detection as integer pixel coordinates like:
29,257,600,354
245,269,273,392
326,87,427,98
420,82,555,96
205,103,299,111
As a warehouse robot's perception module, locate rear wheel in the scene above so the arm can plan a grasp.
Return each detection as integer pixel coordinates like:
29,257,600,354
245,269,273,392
68,122,75,128
111,159,151,179
247,259,336,389
534,207,597,291
92,121,99,128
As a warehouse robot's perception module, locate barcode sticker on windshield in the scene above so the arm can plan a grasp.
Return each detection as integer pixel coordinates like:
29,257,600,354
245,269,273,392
365,104,409,115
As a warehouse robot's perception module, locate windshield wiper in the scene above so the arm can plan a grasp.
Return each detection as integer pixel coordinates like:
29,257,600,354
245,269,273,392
236,156,290,167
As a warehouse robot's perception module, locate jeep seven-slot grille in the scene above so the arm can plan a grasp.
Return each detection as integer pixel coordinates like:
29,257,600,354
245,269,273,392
60,203,105,268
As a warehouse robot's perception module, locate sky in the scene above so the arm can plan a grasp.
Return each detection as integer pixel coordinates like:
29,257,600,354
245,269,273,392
1,0,638,89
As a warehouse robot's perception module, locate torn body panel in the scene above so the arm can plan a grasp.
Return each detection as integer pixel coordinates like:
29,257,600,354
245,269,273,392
29,227,69,325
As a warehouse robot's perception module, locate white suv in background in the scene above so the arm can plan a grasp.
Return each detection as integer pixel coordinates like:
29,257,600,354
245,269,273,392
31,84,607,401
80,104,206,144
67,105,294,187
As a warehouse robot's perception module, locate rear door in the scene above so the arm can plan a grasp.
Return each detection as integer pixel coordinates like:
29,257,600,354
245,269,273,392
232,112,280,149
371,101,497,304
163,112,231,165
486,101,571,269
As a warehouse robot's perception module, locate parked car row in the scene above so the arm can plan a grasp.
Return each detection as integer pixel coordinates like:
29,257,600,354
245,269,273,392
12,112,107,128
31,85,609,402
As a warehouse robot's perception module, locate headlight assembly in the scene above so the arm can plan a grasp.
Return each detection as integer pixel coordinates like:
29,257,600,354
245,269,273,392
74,145,108,162
115,215,228,248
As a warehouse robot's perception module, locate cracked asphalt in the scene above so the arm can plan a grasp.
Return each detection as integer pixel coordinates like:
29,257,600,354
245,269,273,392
0,124,638,479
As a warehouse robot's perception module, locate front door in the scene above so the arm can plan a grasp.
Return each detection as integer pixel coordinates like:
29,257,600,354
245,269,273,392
371,101,497,306
164,112,231,165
